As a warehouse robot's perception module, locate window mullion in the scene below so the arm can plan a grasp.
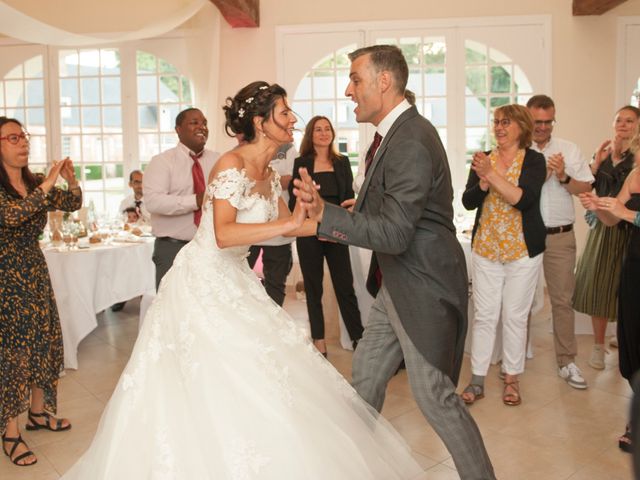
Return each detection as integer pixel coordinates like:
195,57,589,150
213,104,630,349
46,46,62,165
120,45,138,182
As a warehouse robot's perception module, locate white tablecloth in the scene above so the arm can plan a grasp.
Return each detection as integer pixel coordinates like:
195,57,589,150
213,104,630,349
43,239,155,369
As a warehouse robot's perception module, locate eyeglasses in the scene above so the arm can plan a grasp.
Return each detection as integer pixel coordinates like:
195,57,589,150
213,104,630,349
492,118,511,128
534,119,556,127
0,132,30,144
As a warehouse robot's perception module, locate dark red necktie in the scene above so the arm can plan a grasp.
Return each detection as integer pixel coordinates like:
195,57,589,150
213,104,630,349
363,133,383,292
364,132,382,175
190,152,205,226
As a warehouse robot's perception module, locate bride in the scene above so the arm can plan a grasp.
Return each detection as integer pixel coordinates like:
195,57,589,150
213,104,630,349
62,81,422,479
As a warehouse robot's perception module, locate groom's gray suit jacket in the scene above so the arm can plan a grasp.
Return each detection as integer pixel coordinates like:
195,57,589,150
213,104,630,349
318,106,468,385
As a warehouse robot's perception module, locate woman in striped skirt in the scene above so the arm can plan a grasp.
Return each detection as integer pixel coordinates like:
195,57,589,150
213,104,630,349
573,105,640,369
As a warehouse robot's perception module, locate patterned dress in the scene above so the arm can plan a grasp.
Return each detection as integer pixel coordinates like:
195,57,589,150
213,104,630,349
573,152,634,319
0,181,82,434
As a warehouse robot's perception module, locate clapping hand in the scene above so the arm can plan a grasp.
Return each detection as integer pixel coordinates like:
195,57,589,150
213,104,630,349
612,134,625,159
596,196,625,217
59,157,78,186
547,153,567,181
471,152,492,188
578,192,599,211
40,159,67,194
593,140,612,166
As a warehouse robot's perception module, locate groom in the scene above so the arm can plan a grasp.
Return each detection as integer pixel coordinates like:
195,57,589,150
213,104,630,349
294,45,495,479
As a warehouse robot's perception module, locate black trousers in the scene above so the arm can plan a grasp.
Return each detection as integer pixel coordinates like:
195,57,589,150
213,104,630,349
247,244,293,307
152,237,189,290
296,236,363,341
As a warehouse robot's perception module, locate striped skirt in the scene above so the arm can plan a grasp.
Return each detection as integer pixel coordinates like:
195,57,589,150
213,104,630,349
573,221,631,320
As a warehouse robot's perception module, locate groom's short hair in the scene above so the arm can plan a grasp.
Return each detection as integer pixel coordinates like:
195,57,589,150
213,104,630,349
348,45,408,95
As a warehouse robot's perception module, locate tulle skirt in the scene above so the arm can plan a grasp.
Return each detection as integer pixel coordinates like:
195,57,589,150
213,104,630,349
62,241,422,479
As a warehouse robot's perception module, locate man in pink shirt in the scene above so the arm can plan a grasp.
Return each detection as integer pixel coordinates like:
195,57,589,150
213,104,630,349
144,108,219,289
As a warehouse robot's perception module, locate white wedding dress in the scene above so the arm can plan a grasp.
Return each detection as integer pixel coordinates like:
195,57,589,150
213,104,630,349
62,168,422,480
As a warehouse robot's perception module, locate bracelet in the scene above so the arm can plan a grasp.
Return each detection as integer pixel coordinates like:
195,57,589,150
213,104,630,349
634,211,640,227
560,174,571,185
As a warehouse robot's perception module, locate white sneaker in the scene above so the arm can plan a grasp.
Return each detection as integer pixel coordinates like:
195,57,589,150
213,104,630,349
588,344,606,370
610,336,619,348
558,362,588,389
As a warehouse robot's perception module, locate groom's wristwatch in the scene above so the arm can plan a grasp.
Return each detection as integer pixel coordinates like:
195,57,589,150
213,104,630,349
559,174,571,185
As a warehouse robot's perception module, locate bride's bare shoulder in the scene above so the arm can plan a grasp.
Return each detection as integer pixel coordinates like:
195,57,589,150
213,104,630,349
208,151,245,183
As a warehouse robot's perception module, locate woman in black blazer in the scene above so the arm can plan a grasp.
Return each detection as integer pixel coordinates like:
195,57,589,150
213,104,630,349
289,116,363,356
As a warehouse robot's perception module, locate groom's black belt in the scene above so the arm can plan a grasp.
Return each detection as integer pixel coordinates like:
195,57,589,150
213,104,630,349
157,236,189,244
545,224,573,235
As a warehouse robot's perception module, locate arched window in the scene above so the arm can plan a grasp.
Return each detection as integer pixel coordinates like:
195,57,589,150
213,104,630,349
464,40,533,163
291,44,358,166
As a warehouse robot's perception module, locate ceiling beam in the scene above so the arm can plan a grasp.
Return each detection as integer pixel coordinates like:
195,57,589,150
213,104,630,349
209,0,259,27
573,0,627,15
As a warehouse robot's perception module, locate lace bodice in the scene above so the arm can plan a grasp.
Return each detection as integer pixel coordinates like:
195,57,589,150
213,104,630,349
190,167,281,255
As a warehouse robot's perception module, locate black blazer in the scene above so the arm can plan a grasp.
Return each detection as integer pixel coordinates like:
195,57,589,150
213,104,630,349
462,148,547,258
288,154,355,211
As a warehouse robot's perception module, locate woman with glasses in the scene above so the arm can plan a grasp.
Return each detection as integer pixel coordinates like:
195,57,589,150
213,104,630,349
288,116,363,356
461,104,546,407
573,106,640,370
0,117,82,466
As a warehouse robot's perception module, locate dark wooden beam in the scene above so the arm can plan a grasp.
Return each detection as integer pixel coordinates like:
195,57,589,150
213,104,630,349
209,0,259,27
573,0,627,15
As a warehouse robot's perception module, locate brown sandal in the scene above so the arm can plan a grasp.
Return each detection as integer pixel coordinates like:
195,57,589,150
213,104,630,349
2,434,37,466
503,380,521,406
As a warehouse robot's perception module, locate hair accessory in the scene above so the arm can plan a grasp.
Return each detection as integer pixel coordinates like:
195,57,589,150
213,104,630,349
245,97,254,104
238,108,245,118
259,86,268,90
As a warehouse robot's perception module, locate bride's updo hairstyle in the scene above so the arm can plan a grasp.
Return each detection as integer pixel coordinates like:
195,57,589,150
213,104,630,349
223,81,288,142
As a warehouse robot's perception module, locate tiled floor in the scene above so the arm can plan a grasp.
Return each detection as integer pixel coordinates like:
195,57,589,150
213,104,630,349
1,292,634,479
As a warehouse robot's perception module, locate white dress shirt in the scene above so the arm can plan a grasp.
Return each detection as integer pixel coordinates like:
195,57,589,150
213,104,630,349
531,136,594,228
353,99,412,193
144,143,219,241
119,194,151,224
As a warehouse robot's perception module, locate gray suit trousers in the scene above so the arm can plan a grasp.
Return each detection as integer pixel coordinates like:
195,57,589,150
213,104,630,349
352,285,495,480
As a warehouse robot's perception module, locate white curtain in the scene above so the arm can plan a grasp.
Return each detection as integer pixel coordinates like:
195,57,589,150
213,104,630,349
0,0,208,46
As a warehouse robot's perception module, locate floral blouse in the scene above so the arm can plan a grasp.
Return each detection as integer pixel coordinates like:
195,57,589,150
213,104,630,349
472,149,529,263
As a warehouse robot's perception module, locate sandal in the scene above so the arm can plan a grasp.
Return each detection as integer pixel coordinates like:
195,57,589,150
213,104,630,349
2,434,37,466
503,380,521,406
26,410,71,432
619,425,632,453
461,384,484,405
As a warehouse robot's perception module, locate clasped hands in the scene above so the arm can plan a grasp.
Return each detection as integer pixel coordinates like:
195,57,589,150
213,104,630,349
291,168,326,225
